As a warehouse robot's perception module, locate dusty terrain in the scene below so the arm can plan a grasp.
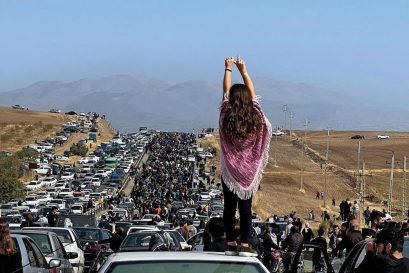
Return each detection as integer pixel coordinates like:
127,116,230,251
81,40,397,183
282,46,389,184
199,130,409,227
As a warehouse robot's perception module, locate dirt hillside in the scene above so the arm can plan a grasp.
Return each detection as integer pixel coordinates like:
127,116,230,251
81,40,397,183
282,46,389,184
199,130,408,228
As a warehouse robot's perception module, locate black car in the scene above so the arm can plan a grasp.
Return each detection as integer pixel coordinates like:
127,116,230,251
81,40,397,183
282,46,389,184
73,227,113,271
351,135,365,139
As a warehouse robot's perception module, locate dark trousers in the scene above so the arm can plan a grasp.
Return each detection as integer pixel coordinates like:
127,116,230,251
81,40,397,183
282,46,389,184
222,180,252,243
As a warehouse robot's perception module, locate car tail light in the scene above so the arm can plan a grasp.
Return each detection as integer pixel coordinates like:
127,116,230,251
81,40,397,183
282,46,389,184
50,268,57,273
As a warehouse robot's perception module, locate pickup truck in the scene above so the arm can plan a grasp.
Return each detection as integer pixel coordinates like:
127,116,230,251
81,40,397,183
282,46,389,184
33,165,51,175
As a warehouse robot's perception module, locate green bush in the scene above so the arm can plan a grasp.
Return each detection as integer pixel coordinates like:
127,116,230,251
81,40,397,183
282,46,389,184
70,143,88,157
0,156,24,203
15,147,38,159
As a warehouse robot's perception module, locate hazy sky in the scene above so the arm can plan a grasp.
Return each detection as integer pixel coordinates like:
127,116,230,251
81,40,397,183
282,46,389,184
1,1,409,104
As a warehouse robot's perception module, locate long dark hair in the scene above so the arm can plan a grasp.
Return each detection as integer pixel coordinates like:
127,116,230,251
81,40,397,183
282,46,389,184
222,84,261,141
0,219,17,255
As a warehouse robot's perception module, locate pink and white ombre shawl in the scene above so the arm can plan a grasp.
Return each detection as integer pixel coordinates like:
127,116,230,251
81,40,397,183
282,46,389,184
219,97,272,200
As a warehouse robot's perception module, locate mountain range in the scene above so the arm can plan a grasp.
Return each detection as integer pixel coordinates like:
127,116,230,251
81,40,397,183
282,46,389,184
1,74,407,132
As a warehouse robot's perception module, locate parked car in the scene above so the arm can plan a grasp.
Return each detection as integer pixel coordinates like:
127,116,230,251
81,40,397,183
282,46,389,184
98,252,270,273
25,180,44,191
34,165,51,175
12,230,74,273
42,177,57,187
11,233,61,273
337,237,409,273
23,227,85,273
351,135,365,139
377,134,390,139
73,227,113,271
12,104,26,110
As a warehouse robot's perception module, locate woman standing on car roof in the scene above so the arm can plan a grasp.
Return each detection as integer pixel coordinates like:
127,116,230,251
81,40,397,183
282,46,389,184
0,219,23,273
220,56,272,257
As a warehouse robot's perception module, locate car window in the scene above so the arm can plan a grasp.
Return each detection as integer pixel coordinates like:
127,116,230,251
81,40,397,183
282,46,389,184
49,229,73,244
23,238,47,268
25,234,52,254
106,261,265,273
52,235,65,259
30,239,48,268
403,238,409,258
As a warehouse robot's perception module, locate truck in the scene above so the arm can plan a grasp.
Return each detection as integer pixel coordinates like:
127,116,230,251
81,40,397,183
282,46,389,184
88,133,97,142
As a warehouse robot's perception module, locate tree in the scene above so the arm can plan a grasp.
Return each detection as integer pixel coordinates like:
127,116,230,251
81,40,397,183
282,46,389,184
70,143,89,157
0,156,24,203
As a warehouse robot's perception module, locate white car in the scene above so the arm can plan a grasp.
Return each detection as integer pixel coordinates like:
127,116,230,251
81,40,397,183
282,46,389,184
55,182,67,190
71,204,84,214
95,169,109,178
36,191,52,204
377,134,390,139
34,165,51,175
25,180,44,191
61,172,74,181
55,155,69,161
42,177,58,187
97,252,269,273
23,196,40,207
58,188,73,197
91,177,101,187
272,130,286,136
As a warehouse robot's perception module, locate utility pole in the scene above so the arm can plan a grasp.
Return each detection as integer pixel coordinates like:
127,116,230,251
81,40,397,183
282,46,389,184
360,161,366,226
356,140,361,188
300,119,309,191
282,105,288,130
324,128,330,208
388,152,395,214
289,111,294,141
403,156,407,216
274,127,278,167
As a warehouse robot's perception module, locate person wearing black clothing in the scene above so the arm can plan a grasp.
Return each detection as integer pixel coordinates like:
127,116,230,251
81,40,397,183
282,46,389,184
20,213,35,228
281,226,304,273
47,207,58,227
357,227,409,273
0,219,23,273
362,210,385,240
98,215,112,232
97,227,125,252
262,226,280,272
312,228,328,272
301,223,314,242
204,217,227,252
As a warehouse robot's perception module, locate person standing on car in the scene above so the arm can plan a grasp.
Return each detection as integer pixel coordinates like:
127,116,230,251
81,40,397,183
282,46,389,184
0,219,23,273
220,56,272,257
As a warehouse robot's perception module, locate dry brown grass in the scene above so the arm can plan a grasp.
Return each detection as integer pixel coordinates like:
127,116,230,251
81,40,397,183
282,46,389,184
201,130,408,228
0,107,74,152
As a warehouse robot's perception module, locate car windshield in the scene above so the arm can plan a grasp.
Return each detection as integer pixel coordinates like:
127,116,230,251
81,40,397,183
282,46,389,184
106,261,264,273
122,232,155,248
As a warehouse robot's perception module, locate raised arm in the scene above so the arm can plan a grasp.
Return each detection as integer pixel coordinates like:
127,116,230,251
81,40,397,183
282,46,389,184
236,56,256,98
223,57,235,97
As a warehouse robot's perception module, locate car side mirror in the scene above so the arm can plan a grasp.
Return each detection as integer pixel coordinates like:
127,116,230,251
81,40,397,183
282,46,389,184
68,252,79,259
49,259,61,268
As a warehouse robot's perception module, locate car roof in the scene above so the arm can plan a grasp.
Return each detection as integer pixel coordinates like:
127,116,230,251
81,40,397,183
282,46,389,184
105,251,260,263
13,230,55,236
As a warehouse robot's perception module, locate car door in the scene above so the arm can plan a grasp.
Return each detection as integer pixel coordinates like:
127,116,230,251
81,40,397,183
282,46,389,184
23,237,51,273
52,234,73,273
338,240,368,273
291,242,335,273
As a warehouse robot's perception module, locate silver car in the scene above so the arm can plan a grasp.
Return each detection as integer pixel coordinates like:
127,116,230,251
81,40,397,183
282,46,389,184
11,234,61,273
13,230,74,273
